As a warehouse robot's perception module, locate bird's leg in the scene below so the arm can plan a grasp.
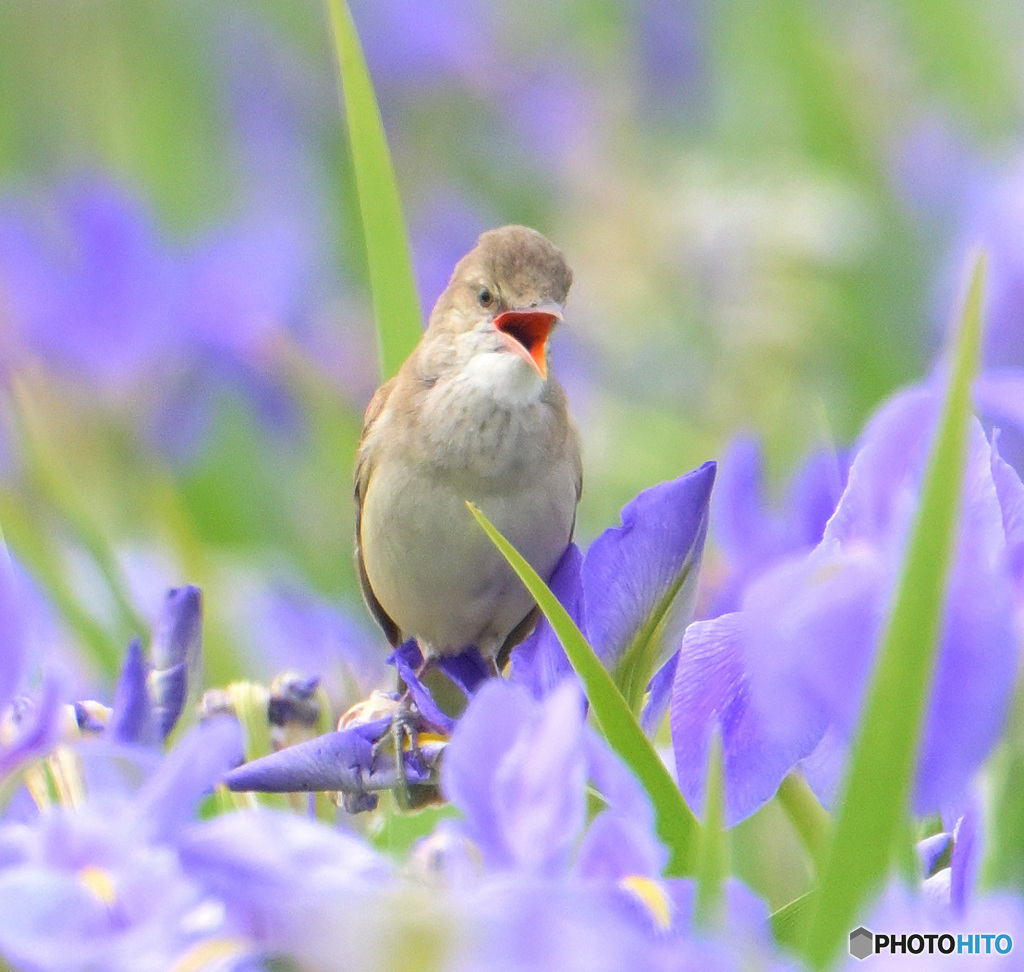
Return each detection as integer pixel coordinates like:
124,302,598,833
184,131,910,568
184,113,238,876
389,652,433,809
390,710,412,811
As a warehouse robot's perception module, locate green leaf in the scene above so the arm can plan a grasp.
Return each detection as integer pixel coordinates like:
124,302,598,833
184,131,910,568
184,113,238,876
982,682,1024,891
771,891,814,950
776,772,832,872
694,730,728,928
802,253,987,968
325,0,422,381
0,487,122,675
6,385,149,663
613,549,702,715
466,502,701,876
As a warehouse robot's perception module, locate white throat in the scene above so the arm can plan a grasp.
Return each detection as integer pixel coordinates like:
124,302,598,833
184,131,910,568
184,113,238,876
459,348,544,408
418,350,548,478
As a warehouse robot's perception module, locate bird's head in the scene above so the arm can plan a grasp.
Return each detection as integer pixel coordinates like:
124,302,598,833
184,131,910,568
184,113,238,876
426,225,573,387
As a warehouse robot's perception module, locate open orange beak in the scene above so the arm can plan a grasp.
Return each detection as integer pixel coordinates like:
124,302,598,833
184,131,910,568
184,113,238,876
493,303,563,380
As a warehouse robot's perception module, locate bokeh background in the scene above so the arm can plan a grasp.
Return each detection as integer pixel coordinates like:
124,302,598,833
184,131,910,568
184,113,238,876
1,0,1023,715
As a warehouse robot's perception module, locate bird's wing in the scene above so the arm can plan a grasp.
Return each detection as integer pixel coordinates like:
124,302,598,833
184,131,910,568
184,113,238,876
354,377,402,647
569,420,584,541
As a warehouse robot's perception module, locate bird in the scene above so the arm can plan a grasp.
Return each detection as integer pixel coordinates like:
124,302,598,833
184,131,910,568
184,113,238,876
354,225,581,672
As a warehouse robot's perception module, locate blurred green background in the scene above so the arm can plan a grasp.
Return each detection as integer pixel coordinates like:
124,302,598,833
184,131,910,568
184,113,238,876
0,0,1021,703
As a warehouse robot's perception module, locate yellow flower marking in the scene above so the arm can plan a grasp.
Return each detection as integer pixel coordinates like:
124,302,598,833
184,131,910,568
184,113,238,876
620,875,672,931
78,866,117,907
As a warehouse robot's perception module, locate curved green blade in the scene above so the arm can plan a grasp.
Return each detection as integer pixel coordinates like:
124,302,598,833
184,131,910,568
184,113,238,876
467,502,701,876
326,0,422,381
802,254,987,968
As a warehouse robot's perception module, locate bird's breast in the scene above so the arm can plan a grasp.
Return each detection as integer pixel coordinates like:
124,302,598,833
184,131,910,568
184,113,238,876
414,365,562,483
359,424,577,657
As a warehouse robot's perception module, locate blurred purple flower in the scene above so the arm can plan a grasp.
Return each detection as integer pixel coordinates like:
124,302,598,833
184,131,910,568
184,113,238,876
890,114,975,221
181,214,314,358
442,679,664,879
0,179,179,388
634,0,708,123
98,586,203,748
512,461,716,703
234,583,386,704
939,160,1024,371
0,682,63,785
350,0,599,186
703,436,848,617
211,7,335,199
975,368,1024,479
175,807,393,967
927,158,1024,477
107,639,157,747
0,168,342,467
148,586,203,740
0,558,65,783
0,717,245,970
0,553,27,714
496,63,599,170
350,0,494,91
673,385,1022,823
427,679,795,969
409,189,494,317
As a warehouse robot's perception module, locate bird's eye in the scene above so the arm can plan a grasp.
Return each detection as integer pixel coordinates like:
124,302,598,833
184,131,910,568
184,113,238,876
477,286,495,308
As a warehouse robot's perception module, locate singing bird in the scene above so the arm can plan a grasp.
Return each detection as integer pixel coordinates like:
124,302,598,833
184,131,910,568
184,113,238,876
355,225,581,669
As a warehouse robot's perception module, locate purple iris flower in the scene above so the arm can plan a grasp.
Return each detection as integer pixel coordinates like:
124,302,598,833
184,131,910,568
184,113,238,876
0,167,339,468
441,679,664,878
148,586,203,740
672,384,1022,824
0,717,245,970
0,559,63,783
511,461,716,705
930,157,1024,475
175,807,394,968
97,585,204,749
220,640,475,808
224,582,386,704
107,639,158,747
703,436,849,618
424,679,797,969
222,714,420,800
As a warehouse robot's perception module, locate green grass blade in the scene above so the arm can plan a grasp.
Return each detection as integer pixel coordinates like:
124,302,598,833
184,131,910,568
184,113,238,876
467,502,700,876
325,0,422,381
802,253,987,968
